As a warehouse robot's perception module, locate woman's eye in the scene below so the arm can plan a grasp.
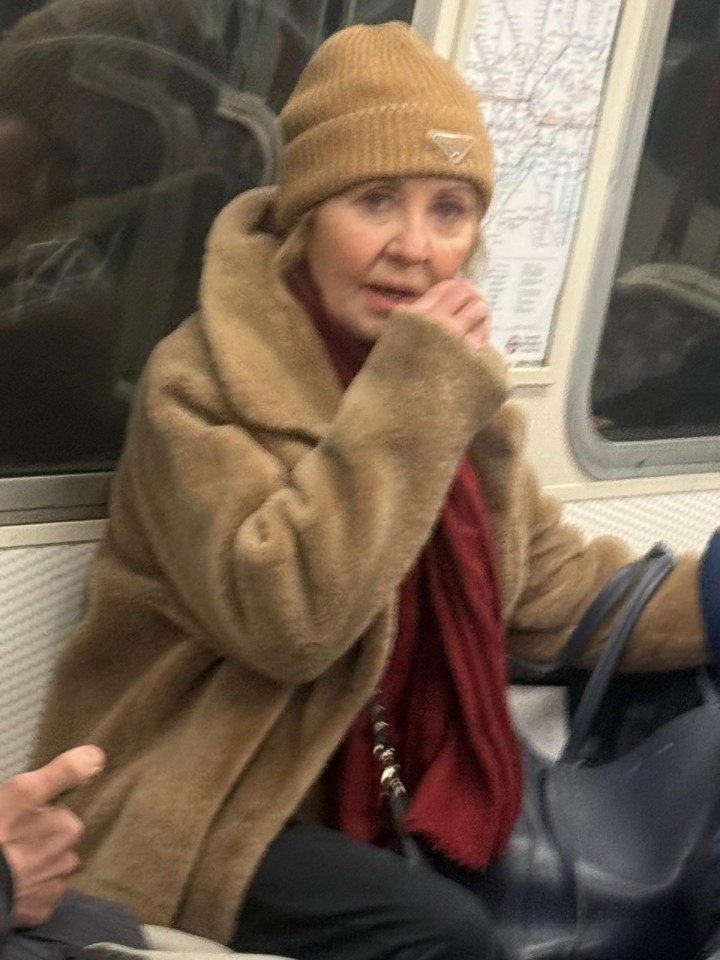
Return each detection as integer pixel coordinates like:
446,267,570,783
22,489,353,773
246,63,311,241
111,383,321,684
360,191,394,212
434,199,469,220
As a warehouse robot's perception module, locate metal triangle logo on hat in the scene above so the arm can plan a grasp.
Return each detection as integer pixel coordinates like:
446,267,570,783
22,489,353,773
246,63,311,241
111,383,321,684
428,130,474,164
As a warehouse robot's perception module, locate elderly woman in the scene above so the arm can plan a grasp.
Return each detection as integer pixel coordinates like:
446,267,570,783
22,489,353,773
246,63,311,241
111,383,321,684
34,21,716,960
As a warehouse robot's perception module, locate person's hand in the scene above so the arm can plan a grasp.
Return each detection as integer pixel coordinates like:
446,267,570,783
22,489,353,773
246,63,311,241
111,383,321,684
0,745,105,928
405,279,491,351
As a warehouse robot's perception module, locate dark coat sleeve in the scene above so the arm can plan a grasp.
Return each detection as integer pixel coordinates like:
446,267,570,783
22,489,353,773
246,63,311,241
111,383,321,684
0,849,14,940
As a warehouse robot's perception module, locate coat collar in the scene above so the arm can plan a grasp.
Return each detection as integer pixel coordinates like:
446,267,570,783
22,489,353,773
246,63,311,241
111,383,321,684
198,187,524,519
199,187,343,440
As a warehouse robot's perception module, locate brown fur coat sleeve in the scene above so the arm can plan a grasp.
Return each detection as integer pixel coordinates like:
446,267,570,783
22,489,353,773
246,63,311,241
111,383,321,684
472,407,707,671
114,308,509,686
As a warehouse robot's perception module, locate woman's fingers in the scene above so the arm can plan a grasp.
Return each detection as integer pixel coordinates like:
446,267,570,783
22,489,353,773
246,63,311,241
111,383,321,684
407,279,490,348
456,297,491,348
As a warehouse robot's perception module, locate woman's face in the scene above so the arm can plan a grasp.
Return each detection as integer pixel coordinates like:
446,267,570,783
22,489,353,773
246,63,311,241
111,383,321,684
305,177,481,342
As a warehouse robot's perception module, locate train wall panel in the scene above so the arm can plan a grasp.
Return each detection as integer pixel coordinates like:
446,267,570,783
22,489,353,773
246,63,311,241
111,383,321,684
0,490,717,776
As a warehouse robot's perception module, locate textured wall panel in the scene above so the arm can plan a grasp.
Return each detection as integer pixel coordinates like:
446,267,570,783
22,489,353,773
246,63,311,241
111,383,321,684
0,542,96,780
0,491,717,778
563,490,720,553
510,491,720,757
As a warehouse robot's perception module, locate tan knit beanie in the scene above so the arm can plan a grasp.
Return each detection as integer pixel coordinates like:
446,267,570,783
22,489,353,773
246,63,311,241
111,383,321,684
275,21,493,232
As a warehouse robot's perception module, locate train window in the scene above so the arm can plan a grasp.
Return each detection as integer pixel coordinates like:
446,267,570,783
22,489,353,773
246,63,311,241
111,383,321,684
0,0,416,523
570,0,720,478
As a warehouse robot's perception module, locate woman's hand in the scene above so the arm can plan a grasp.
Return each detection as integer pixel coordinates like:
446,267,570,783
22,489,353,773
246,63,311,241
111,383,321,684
405,279,491,350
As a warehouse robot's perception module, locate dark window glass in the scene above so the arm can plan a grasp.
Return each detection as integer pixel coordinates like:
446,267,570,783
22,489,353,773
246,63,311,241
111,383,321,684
0,0,414,478
591,0,720,443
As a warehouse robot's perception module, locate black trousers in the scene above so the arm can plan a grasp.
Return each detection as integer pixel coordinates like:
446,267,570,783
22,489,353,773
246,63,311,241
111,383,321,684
231,823,512,960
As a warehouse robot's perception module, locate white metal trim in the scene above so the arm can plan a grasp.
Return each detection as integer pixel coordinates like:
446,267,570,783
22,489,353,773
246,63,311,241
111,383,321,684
0,519,106,549
564,1,720,479
413,0,479,63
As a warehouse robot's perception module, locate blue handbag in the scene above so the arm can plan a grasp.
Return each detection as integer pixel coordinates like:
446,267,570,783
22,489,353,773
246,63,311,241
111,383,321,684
484,544,720,959
380,545,720,959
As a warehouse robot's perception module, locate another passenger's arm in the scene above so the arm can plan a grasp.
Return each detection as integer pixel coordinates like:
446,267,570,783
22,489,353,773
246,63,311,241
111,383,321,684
0,746,105,930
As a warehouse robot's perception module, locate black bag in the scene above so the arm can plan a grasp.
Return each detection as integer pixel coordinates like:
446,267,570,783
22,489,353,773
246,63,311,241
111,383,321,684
379,545,720,959
484,544,720,959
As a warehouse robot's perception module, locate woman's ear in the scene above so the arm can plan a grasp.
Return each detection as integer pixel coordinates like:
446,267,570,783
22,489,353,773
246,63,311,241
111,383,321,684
274,208,316,283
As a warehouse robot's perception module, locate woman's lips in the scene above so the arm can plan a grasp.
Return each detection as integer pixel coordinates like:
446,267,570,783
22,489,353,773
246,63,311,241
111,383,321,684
364,285,419,313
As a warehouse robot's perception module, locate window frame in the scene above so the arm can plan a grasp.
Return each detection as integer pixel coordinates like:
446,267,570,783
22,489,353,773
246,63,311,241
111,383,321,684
0,474,108,526
567,0,720,480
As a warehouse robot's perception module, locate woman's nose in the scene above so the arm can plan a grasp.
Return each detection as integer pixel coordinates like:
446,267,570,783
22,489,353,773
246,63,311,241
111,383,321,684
386,215,431,263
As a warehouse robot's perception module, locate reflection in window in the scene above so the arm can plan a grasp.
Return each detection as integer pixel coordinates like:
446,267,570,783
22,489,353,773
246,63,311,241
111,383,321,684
0,0,414,478
591,0,720,443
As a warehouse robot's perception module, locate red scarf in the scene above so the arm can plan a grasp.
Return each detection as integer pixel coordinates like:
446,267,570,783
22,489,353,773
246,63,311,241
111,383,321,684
291,267,522,869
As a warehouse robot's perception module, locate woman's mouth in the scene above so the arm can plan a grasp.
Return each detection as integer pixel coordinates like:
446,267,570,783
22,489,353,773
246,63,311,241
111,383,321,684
364,285,420,313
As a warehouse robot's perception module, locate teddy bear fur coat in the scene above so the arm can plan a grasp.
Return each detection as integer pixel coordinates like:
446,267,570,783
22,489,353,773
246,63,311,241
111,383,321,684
34,188,707,944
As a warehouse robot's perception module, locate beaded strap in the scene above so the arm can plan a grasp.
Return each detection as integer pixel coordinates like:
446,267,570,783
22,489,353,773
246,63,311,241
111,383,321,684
370,695,423,866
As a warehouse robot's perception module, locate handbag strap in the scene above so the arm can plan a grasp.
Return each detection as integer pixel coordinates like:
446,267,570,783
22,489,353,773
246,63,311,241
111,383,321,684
511,553,651,678
561,544,675,763
369,697,424,866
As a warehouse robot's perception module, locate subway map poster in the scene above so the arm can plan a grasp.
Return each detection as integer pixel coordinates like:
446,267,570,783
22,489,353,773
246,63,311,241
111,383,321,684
464,0,624,364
